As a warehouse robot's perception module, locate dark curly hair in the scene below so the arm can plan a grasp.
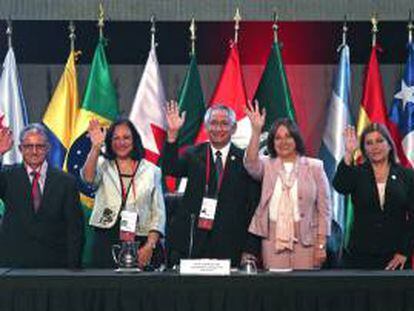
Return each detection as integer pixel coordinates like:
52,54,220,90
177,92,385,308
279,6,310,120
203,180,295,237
104,118,145,161
266,118,306,158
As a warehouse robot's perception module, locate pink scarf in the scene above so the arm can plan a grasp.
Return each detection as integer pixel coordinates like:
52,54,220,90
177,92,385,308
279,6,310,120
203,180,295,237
274,158,298,253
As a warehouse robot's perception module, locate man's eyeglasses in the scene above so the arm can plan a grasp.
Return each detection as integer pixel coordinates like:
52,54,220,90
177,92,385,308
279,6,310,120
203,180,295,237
21,144,48,151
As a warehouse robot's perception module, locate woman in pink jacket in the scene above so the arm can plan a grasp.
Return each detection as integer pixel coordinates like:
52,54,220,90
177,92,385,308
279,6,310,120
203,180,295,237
243,101,331,270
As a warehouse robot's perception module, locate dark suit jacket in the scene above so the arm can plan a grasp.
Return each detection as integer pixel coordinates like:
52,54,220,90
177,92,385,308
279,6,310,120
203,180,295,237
333,160,414,257
162,142,260,266
0,164,84,268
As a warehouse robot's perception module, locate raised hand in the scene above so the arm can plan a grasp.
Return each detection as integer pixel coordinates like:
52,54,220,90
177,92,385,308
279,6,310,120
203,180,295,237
166,100,186,142
343,125,358,165
344,125,358,153
88,119,106,149
245,99,266,134
0,127,13,155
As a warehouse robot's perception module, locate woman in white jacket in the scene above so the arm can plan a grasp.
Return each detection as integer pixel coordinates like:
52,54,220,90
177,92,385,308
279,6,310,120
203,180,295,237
82,118,166,269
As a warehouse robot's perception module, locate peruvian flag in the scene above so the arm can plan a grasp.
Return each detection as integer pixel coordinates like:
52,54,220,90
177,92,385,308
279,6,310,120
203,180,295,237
129,45,167,164
195,42,251,148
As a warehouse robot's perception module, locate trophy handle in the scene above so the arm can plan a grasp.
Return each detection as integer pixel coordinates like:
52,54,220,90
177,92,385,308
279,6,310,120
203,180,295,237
111,244,121,265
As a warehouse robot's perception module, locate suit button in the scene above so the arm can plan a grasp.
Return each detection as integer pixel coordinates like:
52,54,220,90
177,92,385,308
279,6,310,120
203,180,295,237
300,213,305,218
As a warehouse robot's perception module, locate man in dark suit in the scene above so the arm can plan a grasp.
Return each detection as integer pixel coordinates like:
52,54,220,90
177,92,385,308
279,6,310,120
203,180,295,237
162,101,260,267
0,124,84,268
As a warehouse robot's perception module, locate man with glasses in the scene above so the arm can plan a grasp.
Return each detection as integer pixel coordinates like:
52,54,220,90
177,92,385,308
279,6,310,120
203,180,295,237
0,123,84,268
162,102,260,267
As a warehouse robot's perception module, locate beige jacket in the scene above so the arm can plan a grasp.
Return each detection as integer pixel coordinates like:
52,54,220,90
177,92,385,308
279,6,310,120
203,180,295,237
84,158,165,236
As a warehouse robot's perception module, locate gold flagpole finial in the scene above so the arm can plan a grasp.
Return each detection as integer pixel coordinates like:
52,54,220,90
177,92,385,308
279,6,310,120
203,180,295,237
233,7,241,43
150,15,156,49
68,21,76,52
371,13,378,47
190,17,196,55
97,2,105,39
272,10,279,43
6,17,12,48
408,10,413,44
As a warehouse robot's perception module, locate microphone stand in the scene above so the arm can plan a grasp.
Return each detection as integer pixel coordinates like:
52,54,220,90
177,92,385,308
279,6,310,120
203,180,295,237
188,213,196,258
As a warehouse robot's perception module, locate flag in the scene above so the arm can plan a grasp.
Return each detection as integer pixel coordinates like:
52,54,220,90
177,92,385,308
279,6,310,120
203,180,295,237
0,47,28,164
253,42,296,131
42,50,79,169
388,43,414,167
356,45,388,137
66,38,120,265
176,53,205,147
319,44,352,251
164,52,206,192
195,42,250,148
350,45,388,248
129,45,167,164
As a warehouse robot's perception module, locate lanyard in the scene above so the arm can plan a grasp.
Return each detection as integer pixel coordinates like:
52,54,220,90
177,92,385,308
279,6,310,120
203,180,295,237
115,160,139,208
205,147,225,195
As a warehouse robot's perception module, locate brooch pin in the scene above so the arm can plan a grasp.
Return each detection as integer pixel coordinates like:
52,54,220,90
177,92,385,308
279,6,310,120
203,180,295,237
231,155,236,161
391,175,397,180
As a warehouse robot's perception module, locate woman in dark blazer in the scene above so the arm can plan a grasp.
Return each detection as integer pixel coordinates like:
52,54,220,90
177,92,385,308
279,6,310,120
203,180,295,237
333,123,414,270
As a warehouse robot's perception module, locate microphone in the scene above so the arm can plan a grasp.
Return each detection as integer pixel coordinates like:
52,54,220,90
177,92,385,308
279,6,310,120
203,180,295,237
188,213,196,258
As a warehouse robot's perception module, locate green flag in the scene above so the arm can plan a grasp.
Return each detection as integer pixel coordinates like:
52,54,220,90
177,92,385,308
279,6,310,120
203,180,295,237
67,37,120,266
254,42,296,131
177,54,205,147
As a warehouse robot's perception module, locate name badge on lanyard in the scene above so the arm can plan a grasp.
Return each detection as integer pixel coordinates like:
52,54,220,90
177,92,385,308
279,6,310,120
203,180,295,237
198,197,218,230
197,147,224,231
120,210,139,241
117,161,139,241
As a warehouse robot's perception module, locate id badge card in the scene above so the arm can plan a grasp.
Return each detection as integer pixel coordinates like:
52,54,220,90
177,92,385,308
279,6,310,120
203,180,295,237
119,210,138,241
197,197,218,231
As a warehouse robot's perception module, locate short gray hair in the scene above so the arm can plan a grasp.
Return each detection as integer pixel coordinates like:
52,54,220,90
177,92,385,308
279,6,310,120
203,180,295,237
19,123,50,145
204,104,236,128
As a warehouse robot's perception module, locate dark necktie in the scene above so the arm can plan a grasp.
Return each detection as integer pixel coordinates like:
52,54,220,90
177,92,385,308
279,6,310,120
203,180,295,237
30,171,42,212
215,151,223,188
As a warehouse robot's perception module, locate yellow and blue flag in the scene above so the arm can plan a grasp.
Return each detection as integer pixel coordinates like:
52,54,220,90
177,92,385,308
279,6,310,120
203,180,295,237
43,50,80,168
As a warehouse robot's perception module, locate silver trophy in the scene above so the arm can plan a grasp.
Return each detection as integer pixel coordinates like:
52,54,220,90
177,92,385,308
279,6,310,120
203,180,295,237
111,241,140,272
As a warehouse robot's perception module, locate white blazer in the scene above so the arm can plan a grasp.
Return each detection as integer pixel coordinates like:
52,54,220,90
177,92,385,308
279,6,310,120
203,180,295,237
83,158,166,236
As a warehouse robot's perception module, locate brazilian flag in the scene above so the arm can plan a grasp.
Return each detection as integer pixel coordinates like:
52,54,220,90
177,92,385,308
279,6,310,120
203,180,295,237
67,37,119,266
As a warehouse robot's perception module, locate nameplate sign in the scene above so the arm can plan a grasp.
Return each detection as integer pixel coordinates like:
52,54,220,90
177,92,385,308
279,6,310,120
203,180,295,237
179,259,231,275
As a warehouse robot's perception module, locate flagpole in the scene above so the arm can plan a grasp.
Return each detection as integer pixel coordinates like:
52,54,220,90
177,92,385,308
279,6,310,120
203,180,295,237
337,15,348,52
6,18,12,48
150,15,156,49
233,8,241,44
97,2,105,39
272,11,279,44
408,10,413,44
190,17,196,56
69,21,76,52
371,13,378,47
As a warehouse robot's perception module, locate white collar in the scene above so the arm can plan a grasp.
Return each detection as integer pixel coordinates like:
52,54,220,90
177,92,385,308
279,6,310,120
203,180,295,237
210,142,231,163
25,161,48,178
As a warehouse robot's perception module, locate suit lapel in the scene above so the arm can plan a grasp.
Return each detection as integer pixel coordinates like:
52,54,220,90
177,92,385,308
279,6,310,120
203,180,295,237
16,164,36,216
106,160,122,195
218,144,240,195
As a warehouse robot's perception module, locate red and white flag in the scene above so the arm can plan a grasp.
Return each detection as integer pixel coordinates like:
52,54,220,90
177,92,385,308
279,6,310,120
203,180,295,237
195,42,251,148
129,45,167,164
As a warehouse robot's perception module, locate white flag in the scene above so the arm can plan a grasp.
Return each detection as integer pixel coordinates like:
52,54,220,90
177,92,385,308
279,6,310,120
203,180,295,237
129,46,166,163
0,47,28,164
